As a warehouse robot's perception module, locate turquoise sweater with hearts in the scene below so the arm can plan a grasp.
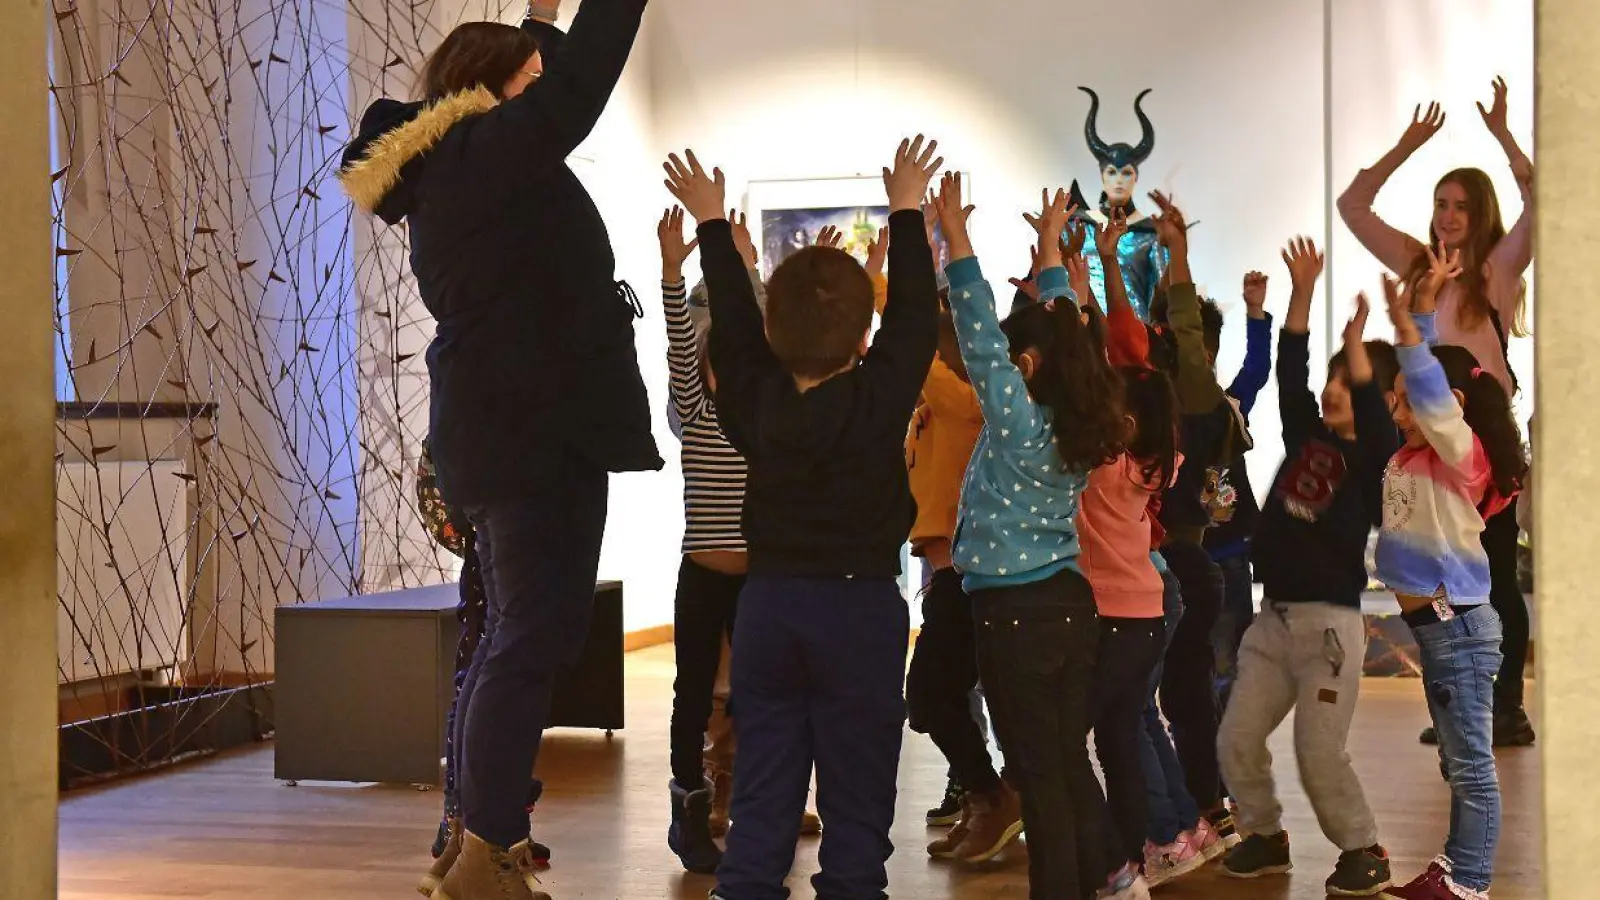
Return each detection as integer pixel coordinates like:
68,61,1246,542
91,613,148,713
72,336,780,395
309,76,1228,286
946,257,1086,593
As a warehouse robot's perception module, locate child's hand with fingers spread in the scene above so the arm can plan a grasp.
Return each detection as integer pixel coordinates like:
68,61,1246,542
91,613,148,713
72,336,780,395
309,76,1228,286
1034,188,1074,270
1242,271,1268,319
1415,243,1461,314
883,135,944,213
728,210,758,269
930,171,974,260
865,226,889,278
1007,245,1041,301
657,206,699,281
1281,236,1325,292
1065,252,1092,303
663,151,727,225
1342,292,1374,385
815,225,843,249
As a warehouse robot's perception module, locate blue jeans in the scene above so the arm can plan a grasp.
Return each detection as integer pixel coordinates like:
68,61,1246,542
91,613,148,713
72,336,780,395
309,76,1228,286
1415,605,1504,891
457,458,609,847
1211,553,1255,712
1139,571,1200,844
714,575,909,900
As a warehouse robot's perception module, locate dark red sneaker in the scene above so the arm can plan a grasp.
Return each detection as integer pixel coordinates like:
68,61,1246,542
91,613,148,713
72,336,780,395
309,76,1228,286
1381,860,1487,900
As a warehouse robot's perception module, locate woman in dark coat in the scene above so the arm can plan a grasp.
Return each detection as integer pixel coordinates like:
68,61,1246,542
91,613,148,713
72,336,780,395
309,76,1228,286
339,2,658,897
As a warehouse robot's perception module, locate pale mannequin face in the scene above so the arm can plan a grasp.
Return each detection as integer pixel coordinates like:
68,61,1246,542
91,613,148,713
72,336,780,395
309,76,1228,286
1432,182,1471,250
501,50,543,99
1101,163,1138,207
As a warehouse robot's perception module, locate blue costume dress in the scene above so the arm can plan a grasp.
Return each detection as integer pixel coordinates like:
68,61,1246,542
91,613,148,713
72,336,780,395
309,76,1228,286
1073,210,1169,322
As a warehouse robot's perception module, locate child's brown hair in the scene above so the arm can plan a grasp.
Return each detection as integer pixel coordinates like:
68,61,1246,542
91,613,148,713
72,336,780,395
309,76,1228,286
765,246,875,380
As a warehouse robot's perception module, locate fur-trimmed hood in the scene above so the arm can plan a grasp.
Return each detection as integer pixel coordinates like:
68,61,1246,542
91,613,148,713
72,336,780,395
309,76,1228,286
338,87,498,224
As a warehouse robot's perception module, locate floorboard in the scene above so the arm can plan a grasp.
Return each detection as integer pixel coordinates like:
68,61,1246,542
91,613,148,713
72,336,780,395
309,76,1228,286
59,644,1543,899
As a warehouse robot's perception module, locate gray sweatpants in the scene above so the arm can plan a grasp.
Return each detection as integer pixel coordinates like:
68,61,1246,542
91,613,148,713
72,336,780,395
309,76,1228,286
1217,600,1378,851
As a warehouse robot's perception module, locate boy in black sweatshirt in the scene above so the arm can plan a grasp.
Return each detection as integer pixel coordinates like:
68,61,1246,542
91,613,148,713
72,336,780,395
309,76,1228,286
664,139,941,900
1217,237,1399,897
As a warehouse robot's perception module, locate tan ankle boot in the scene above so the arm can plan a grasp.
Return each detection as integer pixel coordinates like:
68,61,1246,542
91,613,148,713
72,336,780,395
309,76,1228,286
707,768,733,838
418,818,462,896
434,830,551,900
953,781,1024,863
926,796,971,859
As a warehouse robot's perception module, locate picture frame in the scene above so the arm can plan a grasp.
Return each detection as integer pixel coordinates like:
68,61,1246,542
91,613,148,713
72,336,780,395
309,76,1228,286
744,174,970,280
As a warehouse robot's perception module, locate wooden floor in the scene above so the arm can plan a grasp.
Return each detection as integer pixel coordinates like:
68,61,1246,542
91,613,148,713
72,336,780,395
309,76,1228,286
59,644,1543,899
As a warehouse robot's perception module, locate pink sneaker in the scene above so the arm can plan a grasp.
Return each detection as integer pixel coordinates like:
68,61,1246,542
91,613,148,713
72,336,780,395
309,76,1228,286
1186,818,1226,863
1144,837,1205,888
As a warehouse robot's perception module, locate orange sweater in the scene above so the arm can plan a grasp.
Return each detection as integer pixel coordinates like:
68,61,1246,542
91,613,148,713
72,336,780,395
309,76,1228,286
870,273,985,548
906,357,984,548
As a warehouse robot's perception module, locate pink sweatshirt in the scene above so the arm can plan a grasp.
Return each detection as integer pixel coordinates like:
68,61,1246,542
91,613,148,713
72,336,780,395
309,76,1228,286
1077,453,1171,619
1337,167,1532,396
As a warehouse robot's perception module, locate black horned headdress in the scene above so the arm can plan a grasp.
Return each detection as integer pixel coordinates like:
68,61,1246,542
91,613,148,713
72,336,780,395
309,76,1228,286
1080,86,1155,171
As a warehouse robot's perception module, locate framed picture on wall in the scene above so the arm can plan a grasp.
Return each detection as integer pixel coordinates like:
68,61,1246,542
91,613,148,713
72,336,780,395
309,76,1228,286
744,175,968,280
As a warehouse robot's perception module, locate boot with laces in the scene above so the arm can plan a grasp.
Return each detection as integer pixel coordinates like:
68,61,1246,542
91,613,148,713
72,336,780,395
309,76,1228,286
434,831,550,900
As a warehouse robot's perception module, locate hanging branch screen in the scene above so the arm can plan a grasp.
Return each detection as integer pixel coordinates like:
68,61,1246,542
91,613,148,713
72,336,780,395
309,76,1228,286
49,0,522,783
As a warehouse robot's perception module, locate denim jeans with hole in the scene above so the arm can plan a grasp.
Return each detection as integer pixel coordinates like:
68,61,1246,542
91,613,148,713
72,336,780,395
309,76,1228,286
1414,605,1504,891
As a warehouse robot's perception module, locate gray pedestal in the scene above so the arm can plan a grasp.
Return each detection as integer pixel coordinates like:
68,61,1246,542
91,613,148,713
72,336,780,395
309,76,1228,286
274,581,623,785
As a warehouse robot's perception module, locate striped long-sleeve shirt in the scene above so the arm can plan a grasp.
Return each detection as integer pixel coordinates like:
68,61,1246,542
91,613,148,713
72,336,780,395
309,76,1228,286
663,279,749,554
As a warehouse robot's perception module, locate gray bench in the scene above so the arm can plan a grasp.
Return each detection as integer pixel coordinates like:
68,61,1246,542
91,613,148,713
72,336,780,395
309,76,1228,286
273,580,623,785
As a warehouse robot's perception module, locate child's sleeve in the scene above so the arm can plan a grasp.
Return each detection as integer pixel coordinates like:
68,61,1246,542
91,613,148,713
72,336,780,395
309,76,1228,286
1166,281,1224,414
862,209,940,415
1276,328,1319,450
945,257,1051,449
921,355,984,425
1101,264,1149,367
662,279,709,427
1396,342,1483,480
1414,310,1441,347
1227,312,1274,417
702,219,782,446
871,271,889,316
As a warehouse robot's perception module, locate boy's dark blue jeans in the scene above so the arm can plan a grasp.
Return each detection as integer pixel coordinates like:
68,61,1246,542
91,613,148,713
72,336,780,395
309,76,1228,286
714,574,909,900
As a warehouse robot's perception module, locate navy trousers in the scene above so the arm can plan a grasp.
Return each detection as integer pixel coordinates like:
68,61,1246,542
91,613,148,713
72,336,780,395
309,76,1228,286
457,458,609,847
714,574,909,900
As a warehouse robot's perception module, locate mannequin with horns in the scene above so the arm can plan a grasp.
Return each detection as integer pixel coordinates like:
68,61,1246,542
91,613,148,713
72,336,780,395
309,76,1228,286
1068,87,1169,321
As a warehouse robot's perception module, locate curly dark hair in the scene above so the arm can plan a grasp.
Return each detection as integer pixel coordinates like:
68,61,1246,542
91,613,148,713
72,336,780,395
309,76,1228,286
1427,345,1527,499
999,300,1126,473
1120,366,1180,490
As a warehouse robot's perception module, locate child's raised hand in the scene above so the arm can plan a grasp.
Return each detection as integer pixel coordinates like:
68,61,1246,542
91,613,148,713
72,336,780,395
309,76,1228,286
1065,252,1093,302
1095,206,1128,260
1242,271,1268,316
922,194,940,246
1382,273,1422,346
729,210,758,269
864,226,889,278
663,151,727,225
1416,242,1461,314
1148,190,1188,252
1280,236,1325,292
1343,292,1371,346
930,171,974,260
815,225,843,249
883,135,944,213
657,206,699,279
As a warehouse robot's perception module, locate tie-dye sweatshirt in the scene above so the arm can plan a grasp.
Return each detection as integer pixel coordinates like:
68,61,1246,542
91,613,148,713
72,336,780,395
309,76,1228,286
1374,338,1495,603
